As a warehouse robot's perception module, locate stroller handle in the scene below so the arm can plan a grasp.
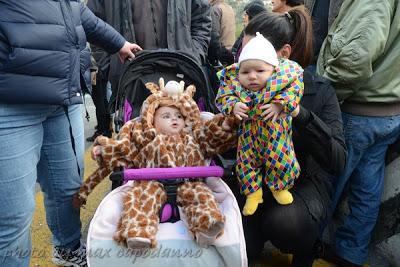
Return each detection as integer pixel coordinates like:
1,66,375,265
110,166,230,182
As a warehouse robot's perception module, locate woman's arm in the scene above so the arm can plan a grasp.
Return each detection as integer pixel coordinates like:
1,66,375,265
294,85,347,176
190,0,212,63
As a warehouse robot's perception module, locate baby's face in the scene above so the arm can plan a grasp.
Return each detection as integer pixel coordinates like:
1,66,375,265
154,106,185,135
238,59,274,92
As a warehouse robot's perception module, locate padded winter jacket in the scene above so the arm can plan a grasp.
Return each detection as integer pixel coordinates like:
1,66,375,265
0,0,125,105
317,0,400,106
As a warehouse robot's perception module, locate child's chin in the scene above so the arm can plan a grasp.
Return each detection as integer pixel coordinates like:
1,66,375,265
166,130,180,135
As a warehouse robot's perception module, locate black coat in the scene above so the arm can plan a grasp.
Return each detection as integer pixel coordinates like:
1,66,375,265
292,70,347,220
87,0,211,88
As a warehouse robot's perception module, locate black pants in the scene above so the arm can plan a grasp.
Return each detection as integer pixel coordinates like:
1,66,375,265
228,178,326,266
91,72,111,133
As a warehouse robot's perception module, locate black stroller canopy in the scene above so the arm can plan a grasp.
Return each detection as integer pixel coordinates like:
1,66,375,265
114,50,216,125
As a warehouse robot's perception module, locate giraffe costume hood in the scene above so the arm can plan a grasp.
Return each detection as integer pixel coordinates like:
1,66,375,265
140,77,201,132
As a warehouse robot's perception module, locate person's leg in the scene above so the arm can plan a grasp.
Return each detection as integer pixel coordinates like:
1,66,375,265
177,181,225,248
259,119,299,205
114,181,166,249
236,128,264,215
334,114,400,265
88,72,111,141
263,187,320,262
0,103,49,267
36,105,84,251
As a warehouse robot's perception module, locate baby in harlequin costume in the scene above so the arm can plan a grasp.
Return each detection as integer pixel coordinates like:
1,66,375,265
73,79,237,249
215,33,303,215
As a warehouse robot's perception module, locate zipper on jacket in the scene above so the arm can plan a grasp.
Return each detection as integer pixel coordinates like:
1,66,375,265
60,0,79,46
59,0,80,103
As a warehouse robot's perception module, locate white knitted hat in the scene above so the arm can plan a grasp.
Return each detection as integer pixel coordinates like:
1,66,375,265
238,32,279,66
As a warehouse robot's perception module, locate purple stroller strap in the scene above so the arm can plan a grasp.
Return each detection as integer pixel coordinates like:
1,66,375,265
123,99,133,123
197,97,206,112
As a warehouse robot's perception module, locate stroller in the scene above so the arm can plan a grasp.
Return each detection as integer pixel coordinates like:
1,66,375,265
86,50,247,267
112,50,217,133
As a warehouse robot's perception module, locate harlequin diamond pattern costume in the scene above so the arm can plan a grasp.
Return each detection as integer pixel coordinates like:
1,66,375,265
216,58,303,196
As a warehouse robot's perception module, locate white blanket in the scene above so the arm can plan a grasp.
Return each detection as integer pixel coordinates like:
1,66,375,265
87,178,247,267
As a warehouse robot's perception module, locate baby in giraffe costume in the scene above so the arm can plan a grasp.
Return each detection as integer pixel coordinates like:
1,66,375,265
216,33,303,215
73,78,237,249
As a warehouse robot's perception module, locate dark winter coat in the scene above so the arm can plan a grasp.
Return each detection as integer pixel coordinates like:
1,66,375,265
292,70,347,220
0,0,125,105
87,0,211,89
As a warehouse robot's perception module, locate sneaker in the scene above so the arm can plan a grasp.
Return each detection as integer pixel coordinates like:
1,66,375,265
52,242,87,267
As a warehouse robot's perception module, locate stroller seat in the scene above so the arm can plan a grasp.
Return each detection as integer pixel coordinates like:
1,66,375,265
87,50,245,266
87,177,247,267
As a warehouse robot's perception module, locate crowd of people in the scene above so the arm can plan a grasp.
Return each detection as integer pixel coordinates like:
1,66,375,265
0,0,399,267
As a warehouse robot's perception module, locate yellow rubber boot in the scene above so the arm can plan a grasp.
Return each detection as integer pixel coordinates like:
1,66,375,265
271,189,293,205
243,189,263,216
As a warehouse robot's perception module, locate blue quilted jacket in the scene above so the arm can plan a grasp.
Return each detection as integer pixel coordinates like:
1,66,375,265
0,0,125,105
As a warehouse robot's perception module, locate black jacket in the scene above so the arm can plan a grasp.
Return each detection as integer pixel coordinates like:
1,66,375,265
292,70,347,220
87,0,211,89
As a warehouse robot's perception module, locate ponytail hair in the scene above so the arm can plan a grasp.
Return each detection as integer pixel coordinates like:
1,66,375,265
244,6,313,68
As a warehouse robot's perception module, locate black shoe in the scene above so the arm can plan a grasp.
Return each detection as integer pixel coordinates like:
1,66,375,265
86,130,112,142
318,242,362,267
292,254,314,267
102,129,112,138
86,131,101,142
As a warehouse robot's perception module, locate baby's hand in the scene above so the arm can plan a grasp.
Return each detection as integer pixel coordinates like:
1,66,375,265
260,103,283,122
91,146,102,161
222,118,231,131
221,115,238,131
233,102,249,120
291,105,300,117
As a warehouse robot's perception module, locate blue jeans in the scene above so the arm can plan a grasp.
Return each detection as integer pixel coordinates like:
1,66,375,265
331,112,400,265
0,103,84,267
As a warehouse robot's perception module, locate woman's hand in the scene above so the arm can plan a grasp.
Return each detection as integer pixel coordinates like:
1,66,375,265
233,102,249,120
118,41,142,63
261,103,283,122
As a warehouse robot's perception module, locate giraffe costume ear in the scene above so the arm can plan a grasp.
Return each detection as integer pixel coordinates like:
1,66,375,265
159,77,165,92
185,84,196,98
145,80,161,95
